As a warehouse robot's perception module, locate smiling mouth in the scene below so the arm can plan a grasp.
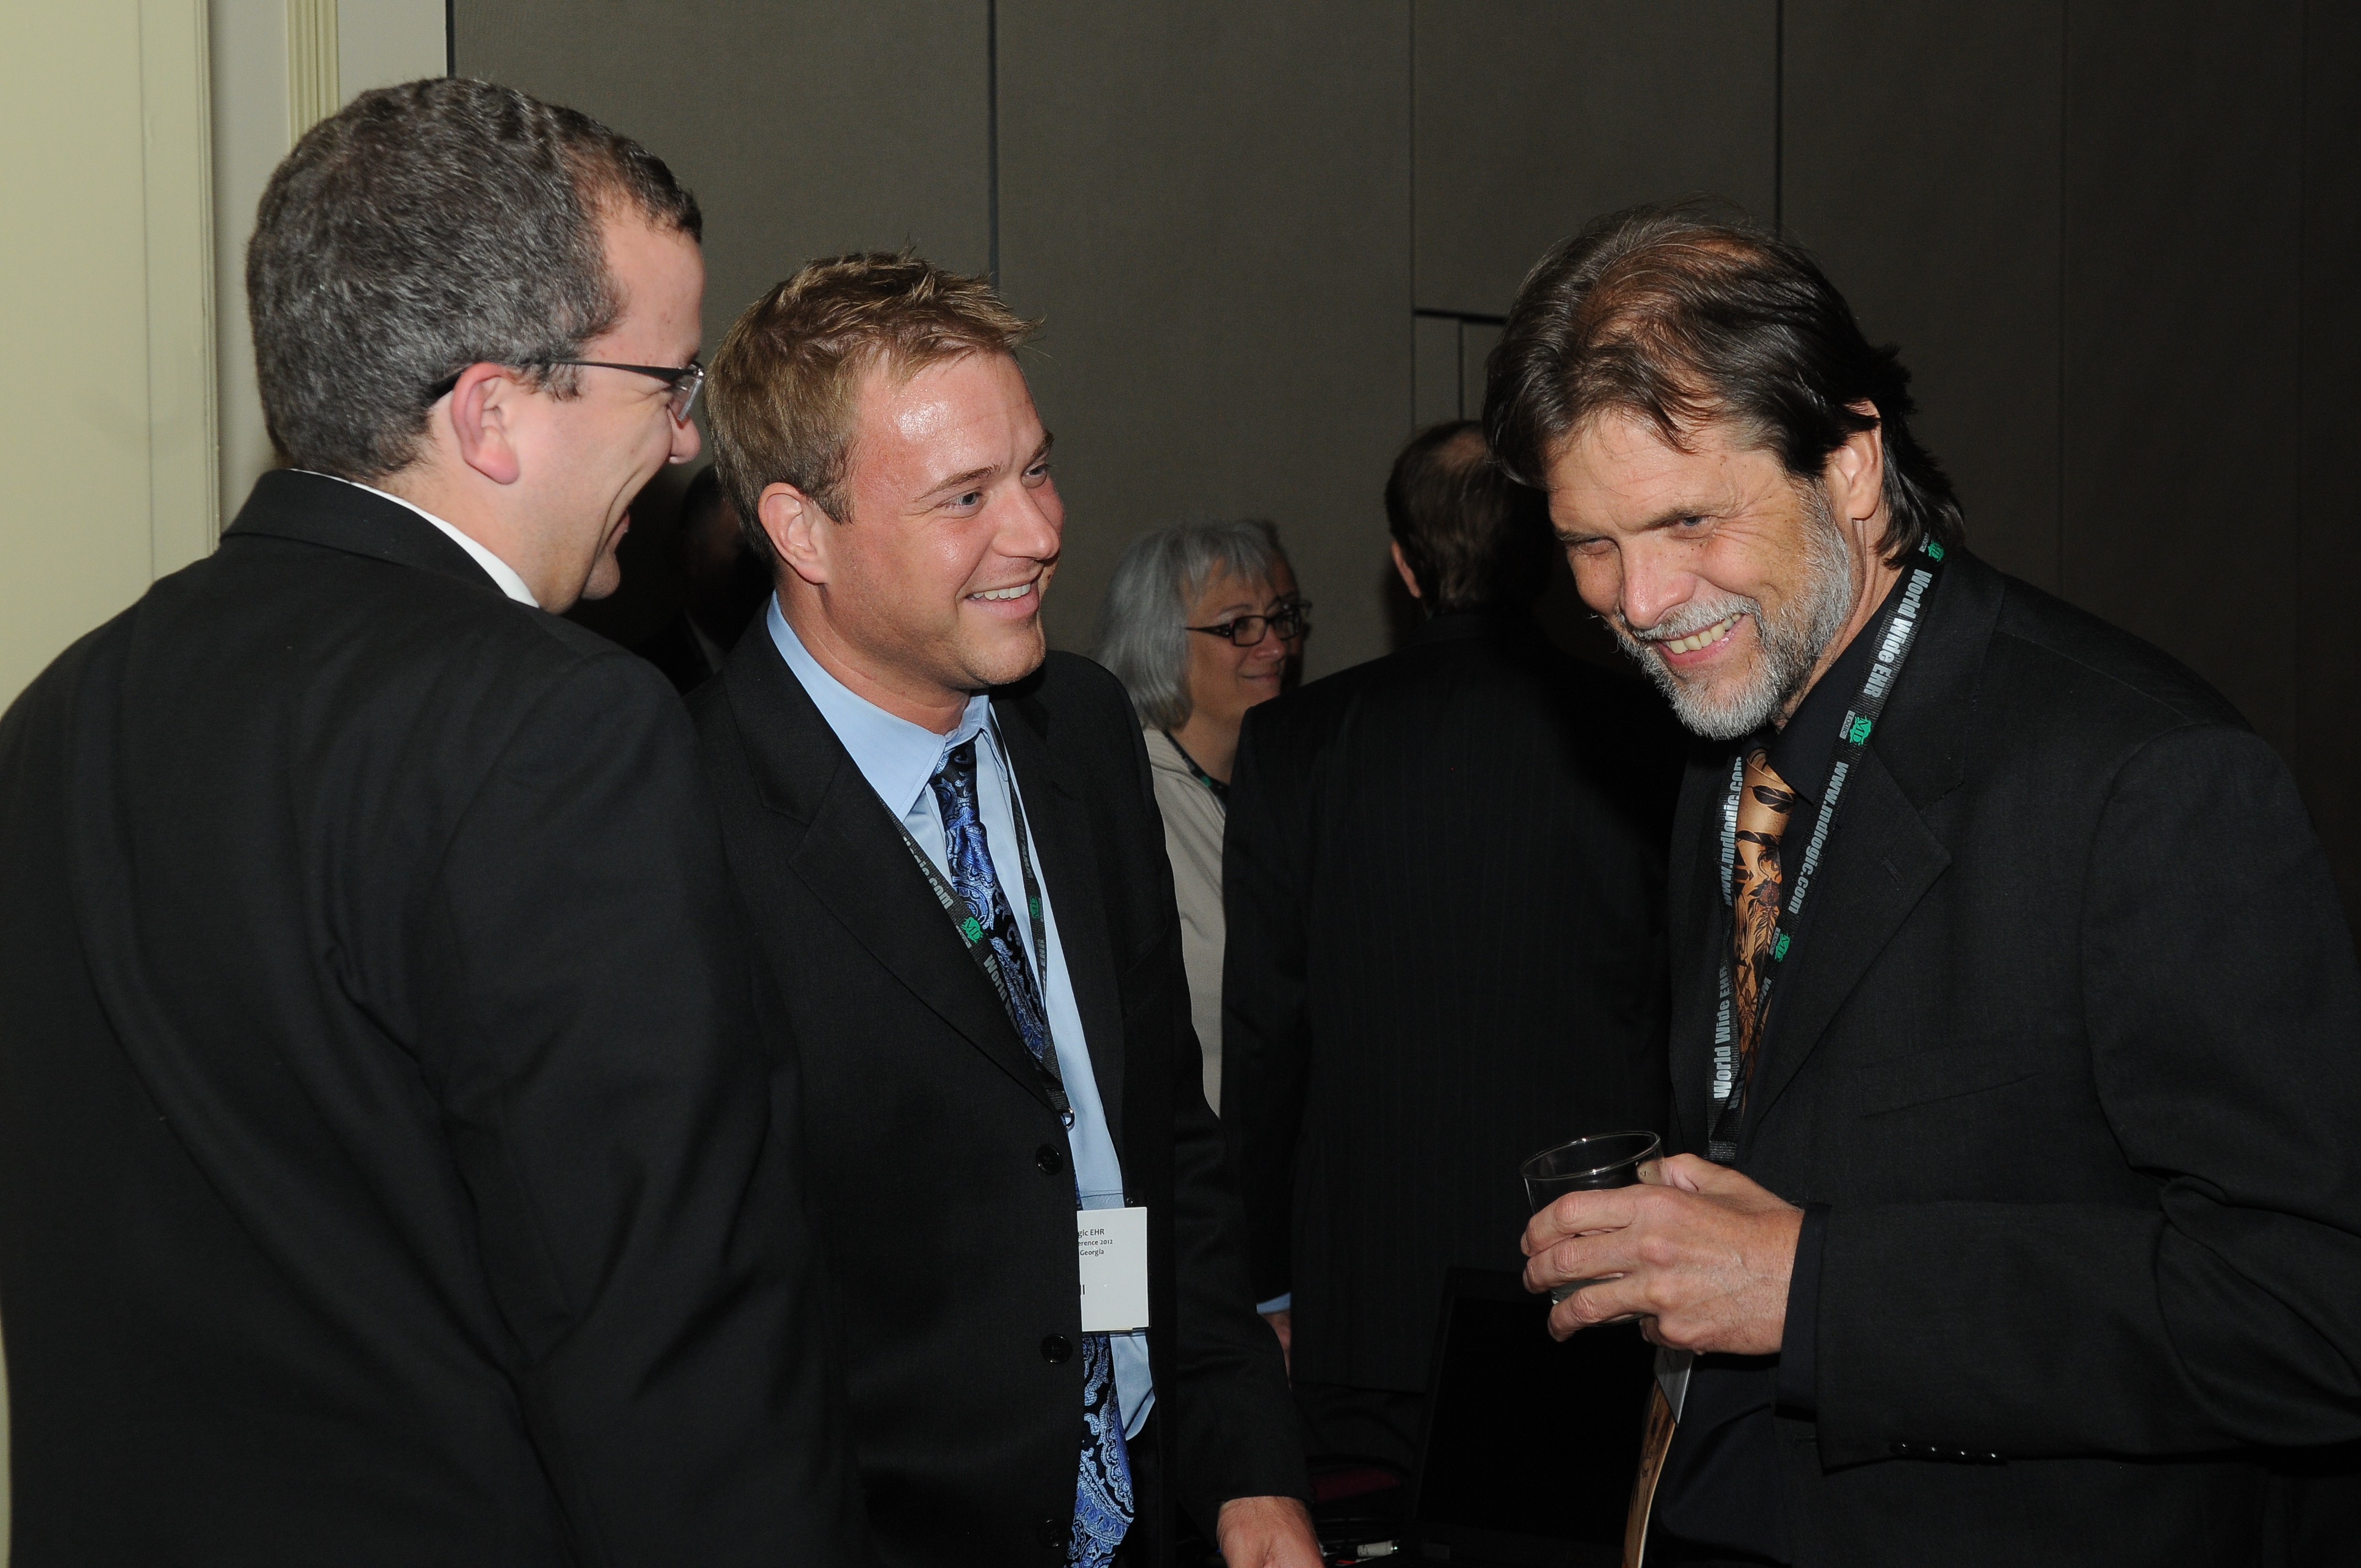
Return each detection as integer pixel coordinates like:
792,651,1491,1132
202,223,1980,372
969,580,1037,602
1654,612,1742,655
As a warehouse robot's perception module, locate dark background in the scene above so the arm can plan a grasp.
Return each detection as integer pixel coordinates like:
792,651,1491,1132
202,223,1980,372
455,1,2361,921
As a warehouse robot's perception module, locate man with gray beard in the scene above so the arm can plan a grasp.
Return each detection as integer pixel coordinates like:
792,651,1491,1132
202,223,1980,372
1484,205,2361,1566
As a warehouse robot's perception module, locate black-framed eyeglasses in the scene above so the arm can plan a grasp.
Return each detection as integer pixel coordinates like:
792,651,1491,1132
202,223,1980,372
1185,601,1314,647
421,358,705,423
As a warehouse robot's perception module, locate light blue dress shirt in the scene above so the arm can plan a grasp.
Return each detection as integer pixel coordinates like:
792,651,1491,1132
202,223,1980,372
769,601,1153,1436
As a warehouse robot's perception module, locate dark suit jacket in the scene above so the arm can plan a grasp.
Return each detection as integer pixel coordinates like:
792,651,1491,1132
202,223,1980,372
1223,613,1683,1392
690,630,1304,1566
1664,551,2361,1564
0,471,865,1567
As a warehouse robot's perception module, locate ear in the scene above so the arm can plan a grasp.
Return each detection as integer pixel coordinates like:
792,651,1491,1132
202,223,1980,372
1825,402,1888,530
1389,538,1423,600
444,363,525,486
759,482,830,587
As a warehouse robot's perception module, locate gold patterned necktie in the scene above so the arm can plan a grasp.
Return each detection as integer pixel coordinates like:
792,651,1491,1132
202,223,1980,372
1728,745,1796,1120
1622,744,1798,1568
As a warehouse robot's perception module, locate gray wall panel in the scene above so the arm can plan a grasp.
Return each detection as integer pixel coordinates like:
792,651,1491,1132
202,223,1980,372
2298,0,2361,917
1415,314,1462,429
998,2,1414,678
1459,321,1503,420
1781,1,2065,592
1413,0,1777,317
456,2,991,355
2061,1,2304,752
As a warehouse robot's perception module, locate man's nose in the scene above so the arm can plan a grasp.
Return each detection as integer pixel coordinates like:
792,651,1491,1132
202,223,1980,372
1616,541,1692,633
996,482,1062,561
669,413,703,465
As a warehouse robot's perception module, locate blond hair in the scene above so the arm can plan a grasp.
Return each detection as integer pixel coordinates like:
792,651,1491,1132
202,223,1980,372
708,251,1038,564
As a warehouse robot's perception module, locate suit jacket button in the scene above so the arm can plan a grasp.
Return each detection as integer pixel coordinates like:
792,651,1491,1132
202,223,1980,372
1037,1516,1069,1547
1041,1333,1073,1364
1036,1144,1066,1176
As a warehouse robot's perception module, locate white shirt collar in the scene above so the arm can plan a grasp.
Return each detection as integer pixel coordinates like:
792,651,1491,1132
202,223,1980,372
307,472,539,608
766,596,994,819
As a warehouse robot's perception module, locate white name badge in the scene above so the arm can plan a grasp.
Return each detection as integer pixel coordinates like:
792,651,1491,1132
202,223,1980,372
1077,1207,1151,1332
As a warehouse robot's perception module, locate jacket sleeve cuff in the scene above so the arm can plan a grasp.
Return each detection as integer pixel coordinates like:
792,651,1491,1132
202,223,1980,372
1776,1203,1829,1418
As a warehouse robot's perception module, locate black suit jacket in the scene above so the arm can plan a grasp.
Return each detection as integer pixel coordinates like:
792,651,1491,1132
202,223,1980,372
0,471,866,1567
1223,613,1683,1391
690,630,1304,1566
1664,551,2361,1564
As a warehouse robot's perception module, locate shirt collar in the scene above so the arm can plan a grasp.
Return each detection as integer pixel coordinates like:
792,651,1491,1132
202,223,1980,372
305,472,540,608
766,596,994,819
1760,571,1908,808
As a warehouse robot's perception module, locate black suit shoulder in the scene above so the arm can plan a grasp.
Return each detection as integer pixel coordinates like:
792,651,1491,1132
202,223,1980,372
1,480,866,1567
1000,649,1149,764
1983,570,2249,750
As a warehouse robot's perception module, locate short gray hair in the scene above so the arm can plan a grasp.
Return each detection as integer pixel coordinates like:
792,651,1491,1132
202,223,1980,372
1094,520,1285,729
246,77,701,481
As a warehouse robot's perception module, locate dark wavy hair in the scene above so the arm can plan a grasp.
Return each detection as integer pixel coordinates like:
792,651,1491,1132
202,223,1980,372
1483,203,1963,562
1385,420,1552,616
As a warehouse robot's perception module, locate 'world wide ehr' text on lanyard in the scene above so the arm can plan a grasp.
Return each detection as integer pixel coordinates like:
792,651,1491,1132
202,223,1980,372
891,721,1073,1120
1707,539,1947,1163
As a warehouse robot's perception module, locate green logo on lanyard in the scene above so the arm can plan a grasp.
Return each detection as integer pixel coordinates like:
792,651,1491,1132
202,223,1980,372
961,916,984,943
1772,932,1791,961
1925,541,1945,561
1848,716,1873,744
1029,896,1042,920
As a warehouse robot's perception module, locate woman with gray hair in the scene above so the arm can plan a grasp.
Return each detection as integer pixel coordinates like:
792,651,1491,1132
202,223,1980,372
1095,521,1308,1112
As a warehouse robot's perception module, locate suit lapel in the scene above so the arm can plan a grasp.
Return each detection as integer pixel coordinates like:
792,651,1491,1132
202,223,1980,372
1740,555,2003,1149
1743,748,1950,1144
995,689,1128,1153
719,630,1057,1111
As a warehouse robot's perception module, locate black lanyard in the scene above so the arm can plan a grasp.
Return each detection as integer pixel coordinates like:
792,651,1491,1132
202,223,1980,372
1707,540,1947,1162
1161,731,1229,807
891,718,1070,1116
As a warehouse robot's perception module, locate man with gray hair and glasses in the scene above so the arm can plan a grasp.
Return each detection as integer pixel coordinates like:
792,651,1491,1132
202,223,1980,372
0,78,866,1565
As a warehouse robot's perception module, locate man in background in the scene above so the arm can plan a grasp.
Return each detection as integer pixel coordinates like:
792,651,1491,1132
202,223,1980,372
1505,205,2361,1566
697,252,1315,1567
637,464,771,693
1224,418,1684,1474
0,79,862,1565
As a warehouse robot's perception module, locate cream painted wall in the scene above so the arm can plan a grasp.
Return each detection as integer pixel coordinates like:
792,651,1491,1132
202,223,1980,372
0,0,443,703
0,1,215,711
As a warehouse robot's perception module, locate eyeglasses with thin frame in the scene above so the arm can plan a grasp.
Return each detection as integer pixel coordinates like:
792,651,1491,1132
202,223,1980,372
421,359,705,423
1185,600,1314,647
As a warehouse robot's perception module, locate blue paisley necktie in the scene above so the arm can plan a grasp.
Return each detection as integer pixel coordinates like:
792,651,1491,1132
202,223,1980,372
929,738,1134,1567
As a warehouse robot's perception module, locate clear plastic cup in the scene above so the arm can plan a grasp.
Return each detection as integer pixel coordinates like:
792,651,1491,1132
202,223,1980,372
1521,1131,1662,1303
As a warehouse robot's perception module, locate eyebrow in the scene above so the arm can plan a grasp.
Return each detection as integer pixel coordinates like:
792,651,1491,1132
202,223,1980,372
1559,503,1711,542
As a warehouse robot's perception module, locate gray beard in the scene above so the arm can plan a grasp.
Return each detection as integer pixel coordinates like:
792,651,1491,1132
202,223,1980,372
1615,490,1857,741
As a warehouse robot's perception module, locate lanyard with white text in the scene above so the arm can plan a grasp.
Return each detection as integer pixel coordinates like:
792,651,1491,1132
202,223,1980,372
1707,539,1947,1163
890,720,1069,1116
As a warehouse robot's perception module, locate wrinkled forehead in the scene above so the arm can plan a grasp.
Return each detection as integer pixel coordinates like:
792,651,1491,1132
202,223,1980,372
1544,408,1780,531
